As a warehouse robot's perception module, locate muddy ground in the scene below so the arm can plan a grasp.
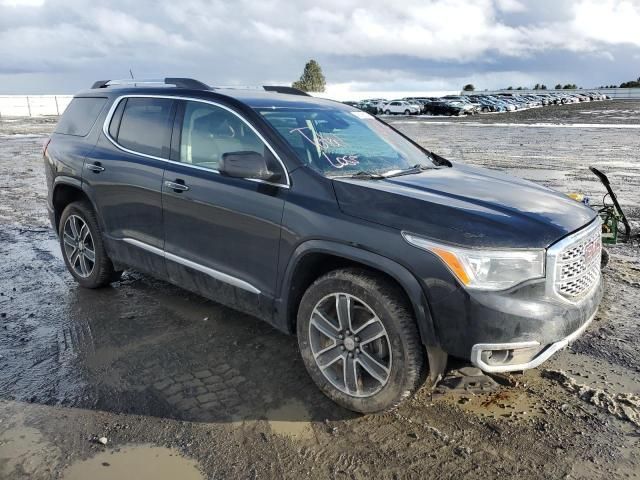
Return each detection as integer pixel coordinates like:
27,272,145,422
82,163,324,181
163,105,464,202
1,100,639,479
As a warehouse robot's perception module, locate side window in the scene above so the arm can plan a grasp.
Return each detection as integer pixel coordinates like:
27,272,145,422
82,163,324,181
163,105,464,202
116,98,174,158
179,101,283,179
55,97,107,136
108,98,126,139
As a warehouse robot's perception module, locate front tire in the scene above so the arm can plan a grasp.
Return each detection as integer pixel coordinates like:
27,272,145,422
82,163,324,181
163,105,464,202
297,268,426,413
59,201,121,288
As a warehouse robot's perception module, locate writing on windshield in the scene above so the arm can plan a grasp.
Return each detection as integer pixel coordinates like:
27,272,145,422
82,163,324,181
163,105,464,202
289,127,360,169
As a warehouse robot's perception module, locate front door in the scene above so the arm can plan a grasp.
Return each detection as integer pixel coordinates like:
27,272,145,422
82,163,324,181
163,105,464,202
161,99,289,319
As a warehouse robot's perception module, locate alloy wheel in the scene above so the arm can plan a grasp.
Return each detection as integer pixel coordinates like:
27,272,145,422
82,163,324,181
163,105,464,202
62,215,95,278
308,293,392,397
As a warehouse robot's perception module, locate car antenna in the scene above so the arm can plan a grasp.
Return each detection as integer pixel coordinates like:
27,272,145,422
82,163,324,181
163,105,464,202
129,69,134,80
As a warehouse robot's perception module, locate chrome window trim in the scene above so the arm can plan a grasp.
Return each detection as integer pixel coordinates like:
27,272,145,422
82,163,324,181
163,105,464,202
122,237,261,295
101,94,291,189
545,218,602,305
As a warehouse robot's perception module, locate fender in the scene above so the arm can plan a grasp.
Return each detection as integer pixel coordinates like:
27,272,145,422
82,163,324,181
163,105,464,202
51,175,103,231
50,176,84,230
52,174,82,191
276,239,441,350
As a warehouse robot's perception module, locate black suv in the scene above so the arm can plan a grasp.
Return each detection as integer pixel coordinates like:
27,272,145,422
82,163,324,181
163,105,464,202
44,78,603,413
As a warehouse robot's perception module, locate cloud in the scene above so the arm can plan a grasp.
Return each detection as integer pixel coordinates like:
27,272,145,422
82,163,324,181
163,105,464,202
0,0,638,93
494,0,527,12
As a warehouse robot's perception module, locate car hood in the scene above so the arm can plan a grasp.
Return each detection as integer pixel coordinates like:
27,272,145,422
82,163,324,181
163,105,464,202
332,162,597,249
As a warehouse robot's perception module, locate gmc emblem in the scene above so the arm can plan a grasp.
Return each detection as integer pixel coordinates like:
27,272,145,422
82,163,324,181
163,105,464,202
584,240,600,264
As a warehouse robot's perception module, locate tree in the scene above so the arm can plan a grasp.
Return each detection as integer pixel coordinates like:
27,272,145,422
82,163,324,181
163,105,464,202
463,83,475,91
507,86,513,90
541,84,548,90
555,84,562,89
533,83,541,90
292,60,326,92
620,76,640,88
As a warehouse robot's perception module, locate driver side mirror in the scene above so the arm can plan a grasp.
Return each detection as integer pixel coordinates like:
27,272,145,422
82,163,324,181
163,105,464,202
219,151,281,182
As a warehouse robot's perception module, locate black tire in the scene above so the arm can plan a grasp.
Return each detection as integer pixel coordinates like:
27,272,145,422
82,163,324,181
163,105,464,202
404,109,410,115
297,268,426,413
601,248,610,269
384,109,391,115
58,200,121,288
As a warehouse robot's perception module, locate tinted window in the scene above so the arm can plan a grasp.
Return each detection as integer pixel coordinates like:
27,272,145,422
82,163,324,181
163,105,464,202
117,98,174,158
108,98,127,139
55,97,107,136
179,100,282,178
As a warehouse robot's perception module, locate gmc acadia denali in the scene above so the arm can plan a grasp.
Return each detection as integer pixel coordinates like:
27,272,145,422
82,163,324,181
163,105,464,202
44,78,603,413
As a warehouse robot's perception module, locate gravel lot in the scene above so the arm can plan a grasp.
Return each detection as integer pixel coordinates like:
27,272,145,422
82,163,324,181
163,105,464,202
1,100,639,479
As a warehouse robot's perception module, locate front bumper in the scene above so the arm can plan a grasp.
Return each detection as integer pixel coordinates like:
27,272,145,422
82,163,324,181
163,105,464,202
470,307,597,372
457,276,603,372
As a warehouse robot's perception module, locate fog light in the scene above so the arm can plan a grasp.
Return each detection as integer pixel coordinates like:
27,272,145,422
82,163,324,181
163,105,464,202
481,349,513,366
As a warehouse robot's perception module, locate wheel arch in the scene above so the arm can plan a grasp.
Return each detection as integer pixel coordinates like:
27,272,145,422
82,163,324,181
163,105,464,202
51,177,101,233
277,240,440,349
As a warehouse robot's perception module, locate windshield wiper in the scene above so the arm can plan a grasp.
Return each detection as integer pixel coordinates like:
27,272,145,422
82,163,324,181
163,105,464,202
382,164,435,178
332,170,386,180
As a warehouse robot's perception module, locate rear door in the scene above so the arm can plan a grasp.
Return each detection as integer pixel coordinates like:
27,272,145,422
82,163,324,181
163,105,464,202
161,99,288,318
84,96,175,275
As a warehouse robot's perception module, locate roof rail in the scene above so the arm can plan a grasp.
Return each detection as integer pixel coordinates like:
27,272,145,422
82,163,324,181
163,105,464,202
91,77,211,90
263,85,310,96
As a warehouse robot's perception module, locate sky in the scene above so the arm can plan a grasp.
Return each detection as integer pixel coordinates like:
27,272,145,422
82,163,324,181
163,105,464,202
1,0,639,99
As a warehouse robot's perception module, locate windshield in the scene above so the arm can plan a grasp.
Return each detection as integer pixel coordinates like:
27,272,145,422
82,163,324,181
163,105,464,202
256,107,435,177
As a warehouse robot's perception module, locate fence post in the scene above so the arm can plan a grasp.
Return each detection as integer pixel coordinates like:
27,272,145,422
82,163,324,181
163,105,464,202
26,96,32,117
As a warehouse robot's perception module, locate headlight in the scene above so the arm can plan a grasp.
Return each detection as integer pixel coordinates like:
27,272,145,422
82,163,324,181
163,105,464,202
402,232,545,291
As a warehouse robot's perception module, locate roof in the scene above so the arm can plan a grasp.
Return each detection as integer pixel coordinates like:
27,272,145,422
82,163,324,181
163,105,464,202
79,77,348,111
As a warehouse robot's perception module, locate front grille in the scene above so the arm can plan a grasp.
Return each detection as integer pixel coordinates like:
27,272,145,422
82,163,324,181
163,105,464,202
553,224,601,300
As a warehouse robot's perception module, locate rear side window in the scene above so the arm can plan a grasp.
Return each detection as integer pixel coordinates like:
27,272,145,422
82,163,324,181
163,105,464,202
114,98,174,158
55,97,107,136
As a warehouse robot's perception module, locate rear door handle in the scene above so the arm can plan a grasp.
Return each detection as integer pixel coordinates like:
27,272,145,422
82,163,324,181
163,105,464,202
86,162,105,173
164,180,190,192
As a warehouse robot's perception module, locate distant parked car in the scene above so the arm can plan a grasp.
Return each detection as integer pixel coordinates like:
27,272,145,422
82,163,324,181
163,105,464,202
423,101,469,116
355,101,379,115
382,101,420,115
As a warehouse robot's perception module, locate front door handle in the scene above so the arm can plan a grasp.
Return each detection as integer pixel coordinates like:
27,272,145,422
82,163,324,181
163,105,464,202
165,180,190,192
86,162,105,173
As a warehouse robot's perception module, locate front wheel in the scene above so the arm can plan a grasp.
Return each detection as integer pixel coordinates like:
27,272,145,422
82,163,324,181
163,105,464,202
404,109,410,115
59,201,121,288
384,109,391,115
297,268,426,413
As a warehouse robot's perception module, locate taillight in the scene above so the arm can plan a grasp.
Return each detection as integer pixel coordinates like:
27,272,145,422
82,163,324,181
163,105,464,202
43,137,51,156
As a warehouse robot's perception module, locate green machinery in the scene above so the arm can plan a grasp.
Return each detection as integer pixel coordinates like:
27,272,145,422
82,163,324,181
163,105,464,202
588,167,631,245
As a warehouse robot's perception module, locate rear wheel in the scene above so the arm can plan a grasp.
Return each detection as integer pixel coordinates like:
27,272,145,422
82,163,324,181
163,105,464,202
59,201,121,288
384,109,391,115
404,109,410,115
297,268,426,413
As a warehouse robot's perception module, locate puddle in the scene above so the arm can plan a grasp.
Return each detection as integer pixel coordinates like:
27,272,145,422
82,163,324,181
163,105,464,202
0,410,61,478
445,388,542,421
265,400,315,440
0,425,50,476
62,444,203,480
